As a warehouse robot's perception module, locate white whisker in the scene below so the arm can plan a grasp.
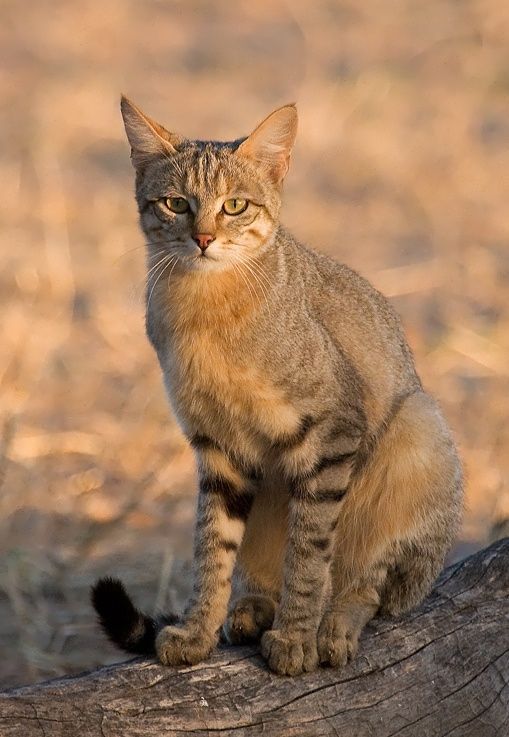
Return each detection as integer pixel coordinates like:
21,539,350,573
235,253,271,308
114,243,152,264
146,256,178,310
242,253,273,292
239,259,267,305
232,262,257,306
166,256,180,291
146,253,173,281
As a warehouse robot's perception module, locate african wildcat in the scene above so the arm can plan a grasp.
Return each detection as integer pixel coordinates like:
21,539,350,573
92,97,462,675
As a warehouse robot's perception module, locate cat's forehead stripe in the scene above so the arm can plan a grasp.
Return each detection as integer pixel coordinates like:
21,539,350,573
183,145,228,196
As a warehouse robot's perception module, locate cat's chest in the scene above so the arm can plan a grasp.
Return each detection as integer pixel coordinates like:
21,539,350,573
161,327,300,449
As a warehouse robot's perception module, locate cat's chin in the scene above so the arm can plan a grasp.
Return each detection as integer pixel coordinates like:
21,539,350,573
184,255,233,274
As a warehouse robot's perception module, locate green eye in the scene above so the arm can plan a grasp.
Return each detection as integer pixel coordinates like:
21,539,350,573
223,198,248,216
167,197,190,214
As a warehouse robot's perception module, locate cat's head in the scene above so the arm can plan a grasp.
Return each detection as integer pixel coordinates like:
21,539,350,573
120,97,297,272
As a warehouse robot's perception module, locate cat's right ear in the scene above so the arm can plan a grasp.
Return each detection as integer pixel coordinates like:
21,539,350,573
120,96,184,170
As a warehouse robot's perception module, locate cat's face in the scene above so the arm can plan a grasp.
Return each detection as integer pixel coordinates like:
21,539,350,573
136,143,281,273
121,98,297,274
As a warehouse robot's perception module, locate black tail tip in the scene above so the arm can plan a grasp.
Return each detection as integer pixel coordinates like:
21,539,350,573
90,576,157,654
91,576,133,619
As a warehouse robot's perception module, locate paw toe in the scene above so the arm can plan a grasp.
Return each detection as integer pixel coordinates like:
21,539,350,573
261,629,318,676
225,595,275,645
317,614,359,668
155,625,212,666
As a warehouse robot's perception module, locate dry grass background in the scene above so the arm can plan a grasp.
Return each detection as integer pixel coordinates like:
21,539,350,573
1,0,508,688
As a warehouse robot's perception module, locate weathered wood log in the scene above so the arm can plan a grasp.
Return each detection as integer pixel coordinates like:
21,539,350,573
1,539,508,737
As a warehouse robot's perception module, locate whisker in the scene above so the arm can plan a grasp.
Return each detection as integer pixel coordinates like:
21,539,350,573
243,257,274,312
144,237,172,248
114,236,175,266
145,249,170,266
113,243,151,264
241,260,268,309
146,247,169,257
232,262,257,306
166,257,180,292
146,253,173,281
243,257,275,315
235,253,270,306
146,256,178,310
226,249,267,305
129,252,171,304
237,259,266,304
226,244,273,294
143,257,173,306
245,261,271,298
242,253,273,292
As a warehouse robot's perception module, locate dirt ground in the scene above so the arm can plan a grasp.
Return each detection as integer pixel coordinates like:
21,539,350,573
1,0,508,689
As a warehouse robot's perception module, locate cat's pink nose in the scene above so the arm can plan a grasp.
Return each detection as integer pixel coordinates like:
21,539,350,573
193,233,215,252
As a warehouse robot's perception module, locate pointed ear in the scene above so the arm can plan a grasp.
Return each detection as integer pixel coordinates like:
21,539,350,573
120,96,184,169
236,104,298,185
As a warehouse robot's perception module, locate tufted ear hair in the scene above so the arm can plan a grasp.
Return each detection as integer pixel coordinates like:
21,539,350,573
120,95,185,170
236,104,298,185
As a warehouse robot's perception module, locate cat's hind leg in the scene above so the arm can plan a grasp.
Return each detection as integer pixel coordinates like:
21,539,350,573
320,391,462,666
224,590,276,645
318,531,453,666
317,564,386,667
379,537,449,616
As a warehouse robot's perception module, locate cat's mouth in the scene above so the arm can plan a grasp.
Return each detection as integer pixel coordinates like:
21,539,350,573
193,249,216,262
187,251,226,272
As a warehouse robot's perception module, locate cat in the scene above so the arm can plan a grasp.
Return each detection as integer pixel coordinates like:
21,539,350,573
91,97,463,676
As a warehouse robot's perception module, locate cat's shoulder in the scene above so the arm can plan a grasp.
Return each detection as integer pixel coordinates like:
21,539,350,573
278,226,377,292
278,227,401,328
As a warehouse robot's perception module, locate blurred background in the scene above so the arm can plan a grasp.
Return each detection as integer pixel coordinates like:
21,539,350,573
1,0,508,688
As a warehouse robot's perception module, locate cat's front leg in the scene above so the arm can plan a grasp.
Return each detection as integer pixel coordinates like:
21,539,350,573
156,441,255,666
261,430,360,675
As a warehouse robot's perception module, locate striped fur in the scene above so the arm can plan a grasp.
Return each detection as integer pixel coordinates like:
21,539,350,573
91,98,463,675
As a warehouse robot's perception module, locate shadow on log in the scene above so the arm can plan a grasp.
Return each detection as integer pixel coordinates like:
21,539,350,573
1,538,508,736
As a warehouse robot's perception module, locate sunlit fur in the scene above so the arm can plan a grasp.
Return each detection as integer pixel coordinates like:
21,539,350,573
92,97,463,676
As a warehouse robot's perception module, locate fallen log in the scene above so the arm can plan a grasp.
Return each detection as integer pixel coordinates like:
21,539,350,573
1,538,508,737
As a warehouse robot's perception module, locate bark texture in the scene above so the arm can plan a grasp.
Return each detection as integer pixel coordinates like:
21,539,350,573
1,538,508,737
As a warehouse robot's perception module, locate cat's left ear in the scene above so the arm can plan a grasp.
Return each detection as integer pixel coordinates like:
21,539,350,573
236,104,298,185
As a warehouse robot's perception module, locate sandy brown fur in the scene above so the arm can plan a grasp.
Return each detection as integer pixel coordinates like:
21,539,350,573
97,96,463,675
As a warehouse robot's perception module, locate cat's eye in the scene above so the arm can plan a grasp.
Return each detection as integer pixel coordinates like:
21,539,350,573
167,197,190,214
222,198,248,216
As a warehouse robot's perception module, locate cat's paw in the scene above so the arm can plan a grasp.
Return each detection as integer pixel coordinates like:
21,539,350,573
155,625,215,666
317,611,360,668
224,594,276,645
261,628,319,675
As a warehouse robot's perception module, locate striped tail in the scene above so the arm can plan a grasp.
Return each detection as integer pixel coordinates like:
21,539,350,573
91,577,178,655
